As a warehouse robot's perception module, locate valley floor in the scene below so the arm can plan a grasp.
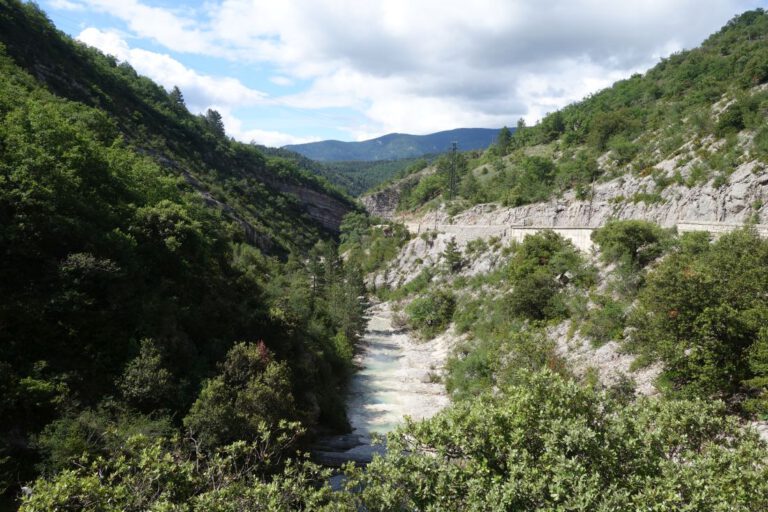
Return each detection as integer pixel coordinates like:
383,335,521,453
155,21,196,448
313,301,451,466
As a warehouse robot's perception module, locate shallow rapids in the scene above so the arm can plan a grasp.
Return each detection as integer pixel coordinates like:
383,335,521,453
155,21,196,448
313,301,450,466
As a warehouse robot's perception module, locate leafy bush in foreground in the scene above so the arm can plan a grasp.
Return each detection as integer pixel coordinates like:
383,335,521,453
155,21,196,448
350,370,768,511
21,423,352,512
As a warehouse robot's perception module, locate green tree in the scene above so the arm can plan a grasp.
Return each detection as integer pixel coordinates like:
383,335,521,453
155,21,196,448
441,237,464,273
591,220,673,268
541,110,565,141
630,228,768,405
496,126,512,155
184,342,296,450
205,108,226,137
169,85,186,112
118,339,176,412
406,290,456,339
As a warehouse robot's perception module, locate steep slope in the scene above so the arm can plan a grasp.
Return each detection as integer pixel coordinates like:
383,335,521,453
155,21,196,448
0,0,357,254
359,9,768,448
366,9,768,220
0,1,366,502
285,127,502,161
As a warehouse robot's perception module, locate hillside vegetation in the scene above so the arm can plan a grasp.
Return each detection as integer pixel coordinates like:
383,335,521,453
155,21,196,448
0,0,367,503
3,2,768,510
285,127,501,162
256,145,426,196
374,9,768,213
0,0,357,254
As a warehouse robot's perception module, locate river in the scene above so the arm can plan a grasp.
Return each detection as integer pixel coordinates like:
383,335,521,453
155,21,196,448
312,301,450,467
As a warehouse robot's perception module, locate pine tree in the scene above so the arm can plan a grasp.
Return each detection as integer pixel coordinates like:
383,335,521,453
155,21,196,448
169,86,186,112
442,237,464,273
497,126,512,155
205,108,225,137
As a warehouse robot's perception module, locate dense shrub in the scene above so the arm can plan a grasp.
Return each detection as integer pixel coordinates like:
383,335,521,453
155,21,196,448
629,228,768,411
184,342,296,450
22,424,351,512
339,212,410,274
592,220,673,267
406,290,456,339
580,295,627,346
351,371,768,511
506,231,594,321
507,268,563,320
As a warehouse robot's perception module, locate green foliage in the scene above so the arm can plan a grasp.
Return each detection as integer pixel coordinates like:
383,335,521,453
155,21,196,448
507,268,564,320
495,126,513,156
33,405,173,475
592,219,673,268
383,268,434,301
350,371,768,511
22,424,352,512
339,212,410,274
506,231,594,321
0,0,356,256
715,104,745,136
405,290,456,339
744,328,768,417
588,108,643,150
184,342,296,450
446,326,562,399
441,237,464,273
0,3,367,500
118,339,176,412
580,295,627,346
204,108,226,137
753,125,768,160
608,135,640,164
540,110,566,142
440,232,592,398
261,154,428,197
629,228,768,407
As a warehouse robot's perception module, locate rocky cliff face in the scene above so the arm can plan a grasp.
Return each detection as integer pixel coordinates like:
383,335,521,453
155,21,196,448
415,159,768,229
368,150,768,290
361,167,435,220
361,188,401,220
279,183,352,232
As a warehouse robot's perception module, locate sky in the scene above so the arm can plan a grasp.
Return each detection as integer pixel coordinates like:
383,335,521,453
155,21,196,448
43,0,768,147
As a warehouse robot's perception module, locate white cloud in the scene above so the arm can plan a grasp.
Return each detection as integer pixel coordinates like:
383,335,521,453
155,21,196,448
48,0,86,10
78,27,267,113
72,0,764,138
269,75,295,87
214,107,320,146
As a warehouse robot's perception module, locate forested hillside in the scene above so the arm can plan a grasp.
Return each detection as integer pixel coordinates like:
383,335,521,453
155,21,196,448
0,0,357,254
256,145,425,196
3,2,768,510
285,128,501,162
0,0,366,505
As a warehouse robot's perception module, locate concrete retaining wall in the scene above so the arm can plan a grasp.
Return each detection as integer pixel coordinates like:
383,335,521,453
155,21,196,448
406,221,768,253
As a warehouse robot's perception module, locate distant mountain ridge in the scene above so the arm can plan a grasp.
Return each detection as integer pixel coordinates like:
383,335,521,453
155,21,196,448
285,127,504,161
